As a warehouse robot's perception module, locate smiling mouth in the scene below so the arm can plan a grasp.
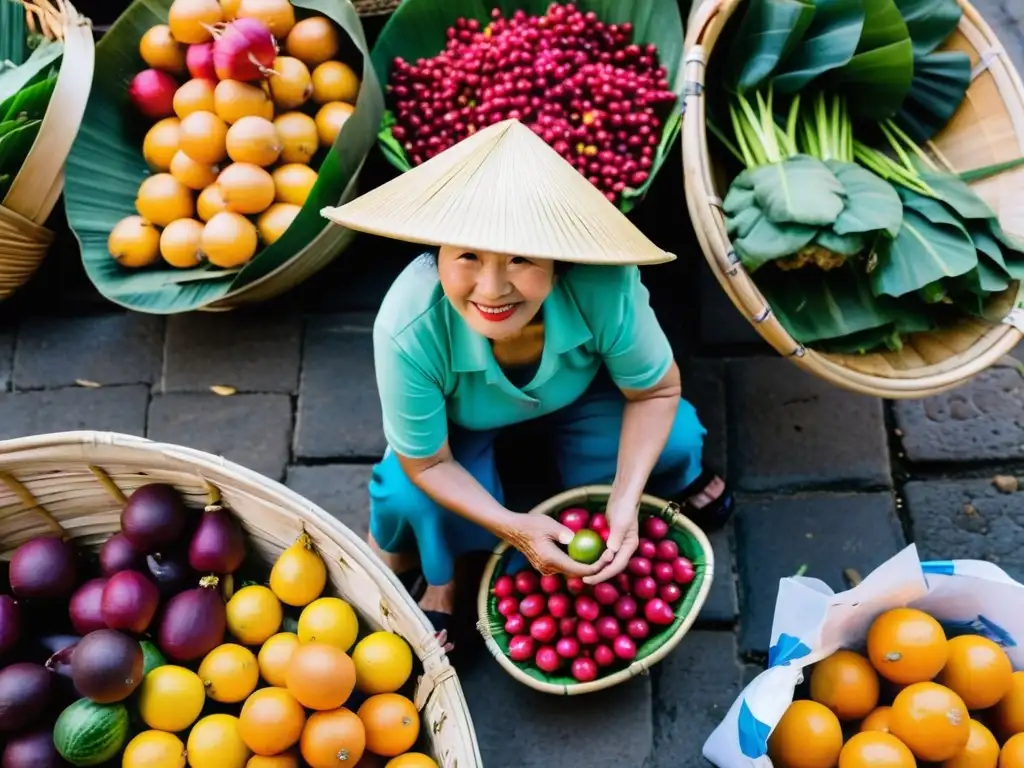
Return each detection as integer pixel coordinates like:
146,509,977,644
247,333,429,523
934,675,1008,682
473,302,518,322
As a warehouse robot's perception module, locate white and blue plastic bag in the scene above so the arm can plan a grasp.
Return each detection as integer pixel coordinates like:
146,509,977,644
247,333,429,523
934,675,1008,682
702,544,1024,768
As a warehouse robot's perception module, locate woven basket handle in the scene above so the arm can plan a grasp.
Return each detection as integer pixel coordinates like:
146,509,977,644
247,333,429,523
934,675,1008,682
3,0,95,225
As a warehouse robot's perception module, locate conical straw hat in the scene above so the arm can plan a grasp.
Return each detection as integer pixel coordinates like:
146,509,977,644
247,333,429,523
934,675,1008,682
320,119,675,266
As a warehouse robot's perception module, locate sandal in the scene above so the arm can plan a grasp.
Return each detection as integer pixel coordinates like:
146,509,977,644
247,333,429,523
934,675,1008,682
678,468,735,532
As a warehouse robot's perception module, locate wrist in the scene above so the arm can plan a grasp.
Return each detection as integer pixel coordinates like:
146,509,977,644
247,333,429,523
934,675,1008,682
491,508,521,540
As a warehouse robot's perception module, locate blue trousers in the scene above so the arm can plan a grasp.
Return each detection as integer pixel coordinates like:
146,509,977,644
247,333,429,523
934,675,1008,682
368,373,708,586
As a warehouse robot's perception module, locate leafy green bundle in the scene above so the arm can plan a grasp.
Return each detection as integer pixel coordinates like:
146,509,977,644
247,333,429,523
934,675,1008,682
708,0,1024,354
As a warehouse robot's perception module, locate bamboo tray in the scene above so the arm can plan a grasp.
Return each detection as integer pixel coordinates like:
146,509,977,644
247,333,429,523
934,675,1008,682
681,0,1024,399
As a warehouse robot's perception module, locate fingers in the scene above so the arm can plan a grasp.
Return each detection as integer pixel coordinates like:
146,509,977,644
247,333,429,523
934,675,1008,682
537,514,577,546
584,534,638,585
539,541,603,578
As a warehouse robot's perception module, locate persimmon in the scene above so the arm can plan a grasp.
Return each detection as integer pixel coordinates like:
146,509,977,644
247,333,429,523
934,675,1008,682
767,700,844,768
992,672,1024,740
943,719,1000,768
811,650,880,721
838,731,916,768
867,608,948,685
1002,734,1024,768
938,636,1013,711
861,706,893,734
889,681,971,762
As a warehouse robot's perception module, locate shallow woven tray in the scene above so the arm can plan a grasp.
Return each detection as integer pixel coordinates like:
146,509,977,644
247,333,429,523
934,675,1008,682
476,485,714,695
0,430,483,768
682,0,1024,399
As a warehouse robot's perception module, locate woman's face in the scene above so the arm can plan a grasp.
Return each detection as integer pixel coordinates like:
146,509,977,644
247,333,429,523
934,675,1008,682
438,246,556,340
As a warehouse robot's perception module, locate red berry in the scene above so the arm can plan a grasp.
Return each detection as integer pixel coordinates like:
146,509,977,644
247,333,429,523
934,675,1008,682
593,644,616,667
660,583,682,604
505,614,526,634
514,570,539,595
613,635,637,661
596,616,620,641
535,645,561,672
653,561,674,584
556,636,580,659
642,517,670,540
627,557,652,577
565,577,587,595
593,582,618,606
508,634,535,661
559,507,590,532
637,540,657,560
589,514,609,533
633,577,658,601
497,596,519,617
626,618,649,640
539,574,562,594
558,617,578,637
519,594,546,618
493,575,515,598
655,540,679,561
548,593,572,619
576,620,599,645
673,557,695,585
574,595,600,623
571,656,599,682
530,615,558,643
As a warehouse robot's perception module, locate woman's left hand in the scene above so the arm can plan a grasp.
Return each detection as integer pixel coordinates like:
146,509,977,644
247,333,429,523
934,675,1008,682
584,495,640,585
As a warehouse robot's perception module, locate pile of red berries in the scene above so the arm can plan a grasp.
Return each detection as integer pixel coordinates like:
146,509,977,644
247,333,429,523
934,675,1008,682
385,2,677,206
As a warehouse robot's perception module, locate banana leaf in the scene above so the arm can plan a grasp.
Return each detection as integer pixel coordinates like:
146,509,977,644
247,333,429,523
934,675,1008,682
0,118,41,200
63,0,384,314
770,0,865,94
0,37,62,103
892,0,960,56
826,159,902,237
892,51,971,142
1,0,28,66
369,0,685,214
725,0,815,91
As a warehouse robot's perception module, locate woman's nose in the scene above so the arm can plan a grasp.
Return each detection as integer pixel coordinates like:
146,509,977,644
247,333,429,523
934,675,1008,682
477,265,510,298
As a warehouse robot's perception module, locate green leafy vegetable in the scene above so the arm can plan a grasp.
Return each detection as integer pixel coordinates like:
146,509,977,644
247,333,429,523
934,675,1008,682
771,0,866,93
893,51,971,142
726,0,816,91
1,0,28,67
892,0,961,56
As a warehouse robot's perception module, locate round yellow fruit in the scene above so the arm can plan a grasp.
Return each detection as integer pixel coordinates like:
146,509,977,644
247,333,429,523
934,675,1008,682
226,585,283,645
216,162,276,215
269,532,327,607
268,56,313,110
284,17,339,67
214,79,274,124
201,211,259,267
173,77,216,119
137,664,206,732
108,215,161,268
198,643,260,703
168,0,223,44
226,115,282,167
160,217,205,269
139,24,186,75
237,0,295,38
298,596,359,652
136,173,194,228
143,117,182,171
179,109,229,165
197,184,228,222
274,111,319,164
257,202,301,245
258,631,301,687
352,631,414,695
187,714,251,768
271,163,318,207
123,730,186,768
170,149,219,190
315,101,354,147
311,61,359,105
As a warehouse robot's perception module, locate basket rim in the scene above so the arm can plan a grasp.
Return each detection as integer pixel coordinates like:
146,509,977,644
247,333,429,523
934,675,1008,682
681,0,1024,399
475,484,715,695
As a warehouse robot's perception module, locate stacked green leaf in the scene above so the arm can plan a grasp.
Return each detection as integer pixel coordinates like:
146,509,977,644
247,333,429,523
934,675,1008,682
1,0,28,66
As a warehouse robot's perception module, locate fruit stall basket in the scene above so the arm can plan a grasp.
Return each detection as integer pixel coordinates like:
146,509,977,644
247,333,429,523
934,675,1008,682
681,0,1024,399
370,0,686,214
0,430,482,767
476,485,714,695
0,0,94,301
62,0,384,314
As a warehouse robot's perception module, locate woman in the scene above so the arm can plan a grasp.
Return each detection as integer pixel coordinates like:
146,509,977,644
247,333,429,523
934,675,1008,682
321,119,732,641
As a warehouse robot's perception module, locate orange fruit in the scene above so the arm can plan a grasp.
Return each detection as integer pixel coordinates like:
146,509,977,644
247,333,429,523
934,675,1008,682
937,635,1014,711
286,642,356,711
239,687,306,756
357,694,420,758
767,699,844,768
867,607,949,685
1001,733,1024,768
810,650,880,721
838,731,916,768
300,708,366,768
889,681,971,762
860,706,893,733
247,751,300,768
352,632,414,695
994,672,1024,739
943,719,1000,768
385,755,439,768
258,632,300,687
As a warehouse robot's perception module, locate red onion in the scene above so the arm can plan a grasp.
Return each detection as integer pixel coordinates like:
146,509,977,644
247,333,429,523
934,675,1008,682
492,575,514,598
594,644,616,668
508,634,535,662
576,621,598,646
529,616,557,644
539,574,562,594
101,571,160,634
69,578,108,635
156,576,226,662
99,533,143,576
613,635,637,661
9,537,78,600
558,508,589,532
535,646,561,672
128,69,178,120
188,507,245,574
593,582,618,606
120,483,189,553
519,594,545,619
547,593,571,619
0,663,51,731
571,656,598,682
504,614,526,635
212,17,277,81
186,41,217,79
513,570,538,595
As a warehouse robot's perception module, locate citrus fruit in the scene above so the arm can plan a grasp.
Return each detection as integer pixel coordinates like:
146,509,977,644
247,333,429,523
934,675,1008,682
187,713,252,768
838,731,916,768
258,631,301,687
270,533,327,607
889,681,971,762
358,694,420,757
866,607,949,684
286,641,356,710
860,706,893,733
285,17,340,67
994,672,1024,739
122,730,187,768
298,597,359,651
247,752,300,768
937,635,1013,710
567,529,605,565
944,719,1000,768
352,632,414,695
767,699,844,768
137,664,205,732
300,707,366,768
310,61,360,104
1001,733,1024,768
239,686,306,756
810,650,880,721
226,585,284,645
198,643,260,703
385,755,440,768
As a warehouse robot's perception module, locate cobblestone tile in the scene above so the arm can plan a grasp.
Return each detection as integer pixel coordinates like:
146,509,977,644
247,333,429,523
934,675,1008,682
698,525,739,625
147,393,292,481
650,630,744,768
735,492,905,656
13,313,163,389
284,464,372,539
905,479,1024,583
0,385,148,438
458,650,653,768
727,357,892,492
893,366,1024,463
295,313,385,460
683,359,727,476
162,311,301,394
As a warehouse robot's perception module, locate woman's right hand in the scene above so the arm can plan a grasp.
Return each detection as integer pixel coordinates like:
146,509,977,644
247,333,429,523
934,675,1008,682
501,514,608,578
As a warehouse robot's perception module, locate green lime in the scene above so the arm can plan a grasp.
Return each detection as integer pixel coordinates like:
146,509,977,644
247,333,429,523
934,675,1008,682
568,529,605,564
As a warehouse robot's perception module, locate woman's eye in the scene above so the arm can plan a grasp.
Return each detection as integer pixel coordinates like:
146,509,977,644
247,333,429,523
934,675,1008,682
459,252,478,261
510,256,531,265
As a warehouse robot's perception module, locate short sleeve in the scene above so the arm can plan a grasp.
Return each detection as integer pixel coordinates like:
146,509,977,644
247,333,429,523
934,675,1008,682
373,329,449,459
593,267,674,391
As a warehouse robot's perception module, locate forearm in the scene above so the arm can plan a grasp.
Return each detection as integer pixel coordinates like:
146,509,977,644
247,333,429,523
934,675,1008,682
611,388,680,502
408,458,516,538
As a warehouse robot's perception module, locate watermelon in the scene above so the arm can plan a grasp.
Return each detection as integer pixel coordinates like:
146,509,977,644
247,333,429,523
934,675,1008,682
140,641,167,676
53,698,129,766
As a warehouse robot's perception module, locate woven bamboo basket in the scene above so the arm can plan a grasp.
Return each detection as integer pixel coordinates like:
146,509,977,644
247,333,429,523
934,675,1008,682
353,0,400,15
0,430,483,768
476,485,714,695
681,0,1024,399
0,0,94,301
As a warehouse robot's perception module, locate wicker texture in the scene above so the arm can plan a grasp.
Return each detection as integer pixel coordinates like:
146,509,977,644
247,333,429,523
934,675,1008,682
0,0,94,300
353,0,400,14
0,430,483,768
475,485,714,695
681,0,1024,399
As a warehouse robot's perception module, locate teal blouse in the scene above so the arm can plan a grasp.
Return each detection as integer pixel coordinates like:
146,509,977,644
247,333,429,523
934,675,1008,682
373,254,674,459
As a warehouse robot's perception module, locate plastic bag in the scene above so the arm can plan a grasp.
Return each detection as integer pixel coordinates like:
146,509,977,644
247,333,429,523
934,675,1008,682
702,543,1024,768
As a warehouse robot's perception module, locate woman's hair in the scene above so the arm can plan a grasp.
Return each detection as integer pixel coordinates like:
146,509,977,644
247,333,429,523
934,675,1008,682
424,248,574,276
